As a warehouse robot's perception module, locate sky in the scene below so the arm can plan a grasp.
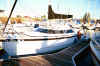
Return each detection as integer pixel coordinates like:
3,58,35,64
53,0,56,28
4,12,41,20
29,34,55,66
0,0,100,19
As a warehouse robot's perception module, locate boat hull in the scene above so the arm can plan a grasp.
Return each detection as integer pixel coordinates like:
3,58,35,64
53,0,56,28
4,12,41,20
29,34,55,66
90,41,100,64
2,37,75,56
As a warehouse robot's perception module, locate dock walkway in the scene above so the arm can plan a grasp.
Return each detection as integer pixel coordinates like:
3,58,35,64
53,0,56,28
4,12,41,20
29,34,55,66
0,40,90,66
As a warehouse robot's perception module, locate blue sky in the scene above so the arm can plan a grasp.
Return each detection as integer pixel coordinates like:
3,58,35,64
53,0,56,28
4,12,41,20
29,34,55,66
0,0,100,19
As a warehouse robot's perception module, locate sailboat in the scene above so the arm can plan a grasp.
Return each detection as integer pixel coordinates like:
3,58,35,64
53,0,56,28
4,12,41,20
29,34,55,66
90,39,100,65
0,0,86,56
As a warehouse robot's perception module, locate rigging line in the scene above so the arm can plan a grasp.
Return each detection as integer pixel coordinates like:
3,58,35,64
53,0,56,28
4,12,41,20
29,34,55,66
87,0,90,13
3,0,18,33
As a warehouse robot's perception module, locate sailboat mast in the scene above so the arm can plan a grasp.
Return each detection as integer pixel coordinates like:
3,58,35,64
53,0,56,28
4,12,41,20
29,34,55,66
3,0,18,32
87,0,90,24
49,0,51,5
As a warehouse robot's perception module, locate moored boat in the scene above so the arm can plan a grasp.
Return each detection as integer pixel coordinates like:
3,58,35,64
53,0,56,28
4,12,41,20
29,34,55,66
2,24,82,56
90,39,100,65
0,0,87,56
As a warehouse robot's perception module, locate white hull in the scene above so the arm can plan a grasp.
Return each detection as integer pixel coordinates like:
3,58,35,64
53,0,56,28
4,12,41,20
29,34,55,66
90,41,100,61
1,23,85,56
3,37,75,56
87,26,96,30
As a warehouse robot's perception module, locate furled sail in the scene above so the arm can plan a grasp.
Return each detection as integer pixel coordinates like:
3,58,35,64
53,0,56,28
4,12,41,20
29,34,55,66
48,5,73,19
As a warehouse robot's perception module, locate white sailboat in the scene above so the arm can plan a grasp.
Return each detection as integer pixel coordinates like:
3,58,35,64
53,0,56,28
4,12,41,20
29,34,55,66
0,0,86,56
3,27,78,56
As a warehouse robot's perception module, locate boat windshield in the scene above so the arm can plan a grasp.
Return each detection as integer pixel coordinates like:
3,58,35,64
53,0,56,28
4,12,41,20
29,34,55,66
35,28,74,34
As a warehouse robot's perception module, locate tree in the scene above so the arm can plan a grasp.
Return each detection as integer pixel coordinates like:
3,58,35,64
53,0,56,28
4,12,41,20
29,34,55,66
0,17,8,24
16,15,22,23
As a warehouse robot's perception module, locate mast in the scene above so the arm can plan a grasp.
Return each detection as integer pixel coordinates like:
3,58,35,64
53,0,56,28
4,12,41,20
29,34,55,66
87,0,90,24
48,0,51,5
3,0,18,32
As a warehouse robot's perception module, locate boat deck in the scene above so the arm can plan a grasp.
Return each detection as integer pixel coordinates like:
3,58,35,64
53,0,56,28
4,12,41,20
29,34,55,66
0,40,90,66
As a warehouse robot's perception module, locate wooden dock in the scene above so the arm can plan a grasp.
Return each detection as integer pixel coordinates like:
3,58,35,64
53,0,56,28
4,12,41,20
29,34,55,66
0,40,90,66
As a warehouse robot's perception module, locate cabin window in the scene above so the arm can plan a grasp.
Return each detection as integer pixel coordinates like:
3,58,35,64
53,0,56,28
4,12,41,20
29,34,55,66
35,28,74,34
65,30,74,33
35,28,48,33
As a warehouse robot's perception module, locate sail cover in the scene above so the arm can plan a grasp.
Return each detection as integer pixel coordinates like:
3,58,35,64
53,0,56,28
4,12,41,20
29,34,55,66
48,5,73,19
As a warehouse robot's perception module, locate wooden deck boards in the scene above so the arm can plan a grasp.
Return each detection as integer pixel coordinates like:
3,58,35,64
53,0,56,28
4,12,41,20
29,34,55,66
0,40,90,66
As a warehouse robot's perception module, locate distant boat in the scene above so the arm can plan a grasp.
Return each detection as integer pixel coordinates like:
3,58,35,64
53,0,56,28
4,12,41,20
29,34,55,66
87,24,96,30
96,20,100,28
